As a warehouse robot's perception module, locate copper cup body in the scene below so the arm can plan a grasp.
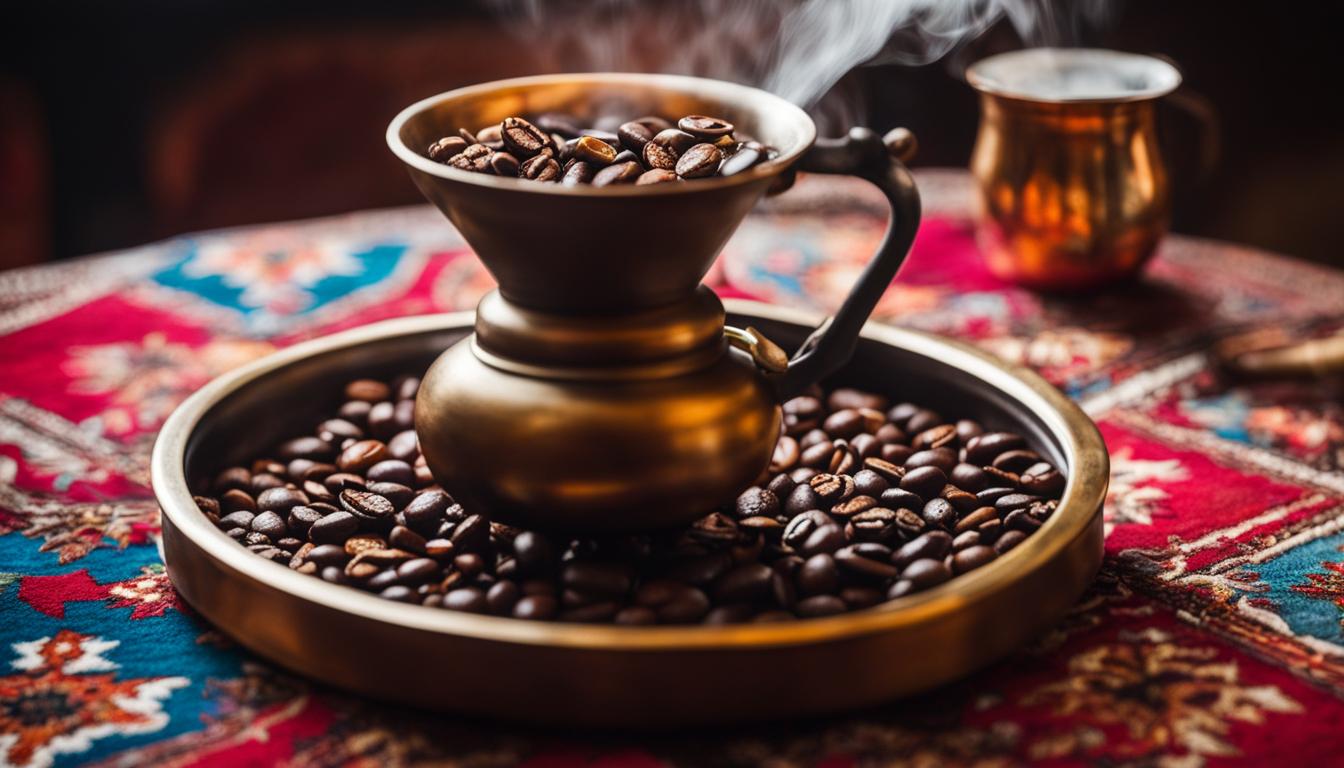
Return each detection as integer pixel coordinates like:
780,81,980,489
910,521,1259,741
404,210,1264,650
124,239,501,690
968,49,1181,290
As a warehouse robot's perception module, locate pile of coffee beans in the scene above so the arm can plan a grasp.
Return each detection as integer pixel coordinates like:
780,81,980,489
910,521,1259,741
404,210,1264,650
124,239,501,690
194,376,1065,624
423,113,775,186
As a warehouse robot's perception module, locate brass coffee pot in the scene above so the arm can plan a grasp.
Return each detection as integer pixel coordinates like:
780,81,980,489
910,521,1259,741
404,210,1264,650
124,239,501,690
387,74,920,530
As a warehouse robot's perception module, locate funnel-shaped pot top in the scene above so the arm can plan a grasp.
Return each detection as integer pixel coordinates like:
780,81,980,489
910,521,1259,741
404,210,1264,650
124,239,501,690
388,73,816,313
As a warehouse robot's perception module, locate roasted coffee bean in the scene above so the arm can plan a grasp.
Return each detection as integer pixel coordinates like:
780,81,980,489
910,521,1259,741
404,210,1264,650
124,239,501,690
309,511,358,544
277,436,334,462
219,489,257,513
214,466,252,493
1004,508,1043,533
851,469,889,497
863,457,905,483
921,498,957,530
366,402,398,439
562,160,595,186
443,587,488,613
217,510,256,530
592,160,642,186
879,487,923,512
195,496,221,519
1020,462,1066,496
800,440,835,469
734,486,778,519
719,142,763,176
994,529,1028,554
989,450,1037,474
402,489,451,527
714,563,773,603
952,545,997,574
250,511,287,539
500,116,549,157
519,154,561,181
891,530,953,569
642,140,678,170
449,514,489,553
678,114,734,138
912,424,957,450
616,120,654,152
448,143,492,172
389,525,427,553
338,440,389,473
809,473,854,503
799,523,846,557
635,168,678,185
488,151,520,176
965,432,1026,464
345,379,390,403
796,553,839,596
902,558,953,589
995,493,1040,515
703,604,754,625
512,594,557,620
952,530,981,551
387,430,419,462
796,594,847,618
905,409,943,435
675,143,722,178
366,459,414,486
428,136,468,162
612,148,640,167
368,482,413,510
831,494,876,519
572,135,617,165
882,444,915,464
901,466,947,500
847,507,899,543
340,489,395,524
905,448,957,473
955,506,999,534
950,463,990,493
823,409,864,439
835,545,898,580
652,127,697,155
250,473,286,493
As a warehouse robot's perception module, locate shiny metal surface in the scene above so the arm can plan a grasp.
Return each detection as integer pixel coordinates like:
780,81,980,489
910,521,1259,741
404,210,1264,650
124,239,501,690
967,49,1181,290
153,303,1108,726
389,74,922,529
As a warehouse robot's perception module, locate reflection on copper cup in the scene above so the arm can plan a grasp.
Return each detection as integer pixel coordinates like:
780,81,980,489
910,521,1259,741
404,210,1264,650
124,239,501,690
967,49,1182,291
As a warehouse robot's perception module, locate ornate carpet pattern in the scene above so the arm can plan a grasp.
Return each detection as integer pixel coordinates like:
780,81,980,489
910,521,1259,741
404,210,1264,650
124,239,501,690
2,172,1343,767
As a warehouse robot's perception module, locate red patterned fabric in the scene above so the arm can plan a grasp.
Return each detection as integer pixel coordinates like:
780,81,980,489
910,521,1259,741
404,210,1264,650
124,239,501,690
2,171,1343,767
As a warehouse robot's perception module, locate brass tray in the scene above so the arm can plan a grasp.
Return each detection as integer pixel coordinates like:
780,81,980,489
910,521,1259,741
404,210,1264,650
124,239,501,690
152,301,1107,726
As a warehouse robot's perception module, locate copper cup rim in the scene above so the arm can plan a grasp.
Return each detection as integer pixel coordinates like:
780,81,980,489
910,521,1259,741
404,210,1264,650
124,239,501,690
385,72,817,197
966,47,1182,106
153,302,1108,652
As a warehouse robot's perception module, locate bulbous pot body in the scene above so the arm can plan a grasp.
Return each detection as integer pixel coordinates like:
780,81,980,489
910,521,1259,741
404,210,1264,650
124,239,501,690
415,334,780,531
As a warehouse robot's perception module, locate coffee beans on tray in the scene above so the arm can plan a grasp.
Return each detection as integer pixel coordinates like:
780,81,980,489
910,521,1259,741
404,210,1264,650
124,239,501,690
423,113,776,186
194,377,1065,624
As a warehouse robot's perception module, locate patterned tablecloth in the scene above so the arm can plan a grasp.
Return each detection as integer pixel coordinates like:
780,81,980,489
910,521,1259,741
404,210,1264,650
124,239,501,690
2,170,1344,767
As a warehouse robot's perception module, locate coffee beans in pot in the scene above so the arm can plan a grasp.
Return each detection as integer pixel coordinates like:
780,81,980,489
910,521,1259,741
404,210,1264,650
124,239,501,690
423,112,777,185
197,379,1064,624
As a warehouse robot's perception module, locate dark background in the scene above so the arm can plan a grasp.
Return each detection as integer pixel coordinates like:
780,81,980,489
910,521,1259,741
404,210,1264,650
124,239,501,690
1,1,1340,271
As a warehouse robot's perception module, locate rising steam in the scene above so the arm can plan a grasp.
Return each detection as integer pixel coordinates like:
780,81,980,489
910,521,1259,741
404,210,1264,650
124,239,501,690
486,0,1113,108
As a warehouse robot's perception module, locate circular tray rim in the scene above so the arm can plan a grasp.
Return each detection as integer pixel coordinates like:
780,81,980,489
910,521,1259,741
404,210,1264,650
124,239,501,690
152,301,1107,652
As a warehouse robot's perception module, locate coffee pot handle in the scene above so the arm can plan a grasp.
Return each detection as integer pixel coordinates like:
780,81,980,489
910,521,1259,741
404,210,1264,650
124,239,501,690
772,126,922,399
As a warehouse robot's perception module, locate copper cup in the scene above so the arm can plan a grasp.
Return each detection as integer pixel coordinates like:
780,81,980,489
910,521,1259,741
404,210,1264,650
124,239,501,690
967,49,1183,290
